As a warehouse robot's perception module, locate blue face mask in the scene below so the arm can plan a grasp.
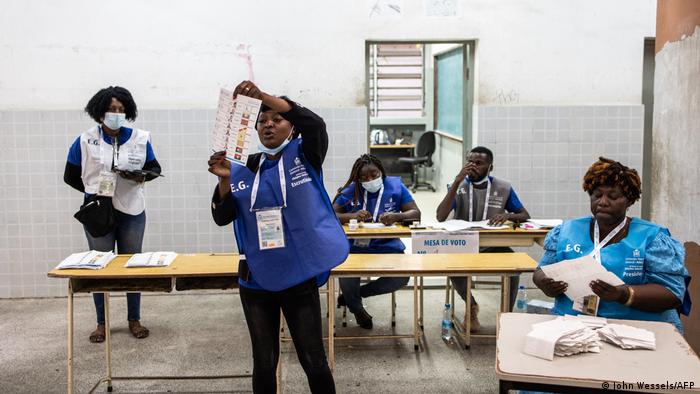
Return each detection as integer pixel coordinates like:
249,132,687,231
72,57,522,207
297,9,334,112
103,112,126,131
361,176,383,193
257,128,294,156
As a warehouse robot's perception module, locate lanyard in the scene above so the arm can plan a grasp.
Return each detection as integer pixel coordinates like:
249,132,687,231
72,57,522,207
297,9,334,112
362,185,385,223
468,177,491,222
98,126,119,172
592,217,628,263
250,155,287,212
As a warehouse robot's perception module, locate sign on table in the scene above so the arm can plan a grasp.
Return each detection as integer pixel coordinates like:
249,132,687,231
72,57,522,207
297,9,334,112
412,230,479,254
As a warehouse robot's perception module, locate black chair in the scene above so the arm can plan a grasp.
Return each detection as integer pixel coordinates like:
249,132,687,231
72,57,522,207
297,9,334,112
397,131,436,192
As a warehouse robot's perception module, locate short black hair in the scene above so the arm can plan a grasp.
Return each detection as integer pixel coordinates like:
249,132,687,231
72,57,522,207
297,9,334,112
469,146,494,163
84,86,138,123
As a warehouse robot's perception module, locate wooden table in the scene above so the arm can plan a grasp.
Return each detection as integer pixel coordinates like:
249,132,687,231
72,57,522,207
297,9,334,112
327,253,537,370
48,253,242,394
496,313,700,393
342,224,550,248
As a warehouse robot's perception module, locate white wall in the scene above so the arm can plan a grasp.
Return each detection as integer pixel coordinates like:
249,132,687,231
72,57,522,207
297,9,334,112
0,0,654,110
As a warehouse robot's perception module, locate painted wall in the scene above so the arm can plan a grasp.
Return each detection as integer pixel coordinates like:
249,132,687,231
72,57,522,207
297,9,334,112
0,0,654,110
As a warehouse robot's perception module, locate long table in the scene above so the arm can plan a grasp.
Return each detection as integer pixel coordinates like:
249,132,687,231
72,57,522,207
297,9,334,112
496,313,700,393
328,253,537,370
48,253,242,394
342,224,550,247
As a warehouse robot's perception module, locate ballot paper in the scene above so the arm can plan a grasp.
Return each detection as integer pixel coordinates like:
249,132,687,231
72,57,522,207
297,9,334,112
56,251,116,270
359,223,397,229
563,314,608,329
428,219,509,232
124,252,178,268
211,89,262,167
598,323,656,350
540,254,625,313
524,317,601,361
521,219,563,230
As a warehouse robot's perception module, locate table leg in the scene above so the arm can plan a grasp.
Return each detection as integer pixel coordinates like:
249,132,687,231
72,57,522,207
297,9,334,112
104,293,113,392
413,276,419,350
419,277,424,330
327,278,335,372
501,276,511,313
464,276,472,349
67,281,74,394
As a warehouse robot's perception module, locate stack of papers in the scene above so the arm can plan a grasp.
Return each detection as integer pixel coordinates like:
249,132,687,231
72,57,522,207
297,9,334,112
563,314,608,329
598,324,656,350
524,317,601,360
359,223,397,229
540,254,625,312
429,219,509,232
56,251,116,270
124,252,178,268
520,219,563,229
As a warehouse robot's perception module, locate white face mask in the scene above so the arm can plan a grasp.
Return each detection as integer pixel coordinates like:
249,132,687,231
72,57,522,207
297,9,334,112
103,112,126,131
257,127,294,156
361,176,383,193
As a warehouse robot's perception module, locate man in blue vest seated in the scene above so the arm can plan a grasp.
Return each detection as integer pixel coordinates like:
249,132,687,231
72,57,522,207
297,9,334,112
436,146,530,332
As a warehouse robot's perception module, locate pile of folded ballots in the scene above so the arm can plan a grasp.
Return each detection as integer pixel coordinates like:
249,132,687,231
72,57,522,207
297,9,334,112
524,315,655,361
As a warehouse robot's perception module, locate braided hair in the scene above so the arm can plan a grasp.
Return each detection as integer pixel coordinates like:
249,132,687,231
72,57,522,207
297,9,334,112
582,157,641,203
333,154,386,207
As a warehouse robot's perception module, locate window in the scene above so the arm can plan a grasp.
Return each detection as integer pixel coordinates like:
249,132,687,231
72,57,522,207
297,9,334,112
369,44,424,118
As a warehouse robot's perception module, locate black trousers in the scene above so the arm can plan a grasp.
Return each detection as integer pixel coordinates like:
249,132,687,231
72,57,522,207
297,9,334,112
239,278,335,394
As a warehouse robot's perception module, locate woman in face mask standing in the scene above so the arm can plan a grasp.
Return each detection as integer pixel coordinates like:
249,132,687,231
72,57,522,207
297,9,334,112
64,86,162,343
209,81,349,394
332,154,421,329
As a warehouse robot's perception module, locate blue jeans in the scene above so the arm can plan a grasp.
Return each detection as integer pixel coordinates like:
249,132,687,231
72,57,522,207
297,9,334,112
85,210,146,325
339,250,408,314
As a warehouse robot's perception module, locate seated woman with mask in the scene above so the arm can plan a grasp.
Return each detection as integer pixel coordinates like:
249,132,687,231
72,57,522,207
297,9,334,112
209,81,349,393
533,157,691,333
332,154,421,329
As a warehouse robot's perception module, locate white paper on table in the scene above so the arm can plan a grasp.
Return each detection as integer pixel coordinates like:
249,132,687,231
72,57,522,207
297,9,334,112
527,219,563,228
359,223,396,229
540,254,625,312
211,90,262,167
429,219,508,232
598,323,656,350
524,318,590,360
124,252,178,268
56,250,116,270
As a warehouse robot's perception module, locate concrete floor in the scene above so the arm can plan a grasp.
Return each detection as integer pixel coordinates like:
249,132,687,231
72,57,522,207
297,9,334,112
0,287,544,393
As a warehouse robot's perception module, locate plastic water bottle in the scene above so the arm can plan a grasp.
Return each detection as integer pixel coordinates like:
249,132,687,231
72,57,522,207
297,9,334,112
514,285,528,313
441,303,452,341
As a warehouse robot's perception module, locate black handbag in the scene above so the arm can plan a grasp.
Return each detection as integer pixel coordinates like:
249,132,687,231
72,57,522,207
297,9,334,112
73,196,119,237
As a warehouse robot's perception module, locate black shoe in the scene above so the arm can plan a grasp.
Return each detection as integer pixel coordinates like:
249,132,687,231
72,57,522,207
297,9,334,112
337,294,347,308
353,308,373,329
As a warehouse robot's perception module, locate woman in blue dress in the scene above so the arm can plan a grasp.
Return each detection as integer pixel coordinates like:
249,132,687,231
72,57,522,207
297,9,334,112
533,157,691,332
332,154,420,329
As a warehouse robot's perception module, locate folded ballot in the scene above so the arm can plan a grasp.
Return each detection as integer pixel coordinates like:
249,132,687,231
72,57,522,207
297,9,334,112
597,323,656,350
56,251,116,270
520,219,563,229
524,317,601,361
563,314,608,329
428,219,508,232
124,252,178,268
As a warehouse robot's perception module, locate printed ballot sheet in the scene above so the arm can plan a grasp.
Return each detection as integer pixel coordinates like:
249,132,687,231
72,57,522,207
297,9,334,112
211,89,262,167
124,252,178,268
426,219,508,232
540,254,624,313
56,251,116,270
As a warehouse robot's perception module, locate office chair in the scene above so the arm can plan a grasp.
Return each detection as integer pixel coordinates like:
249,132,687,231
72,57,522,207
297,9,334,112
397,131,436,192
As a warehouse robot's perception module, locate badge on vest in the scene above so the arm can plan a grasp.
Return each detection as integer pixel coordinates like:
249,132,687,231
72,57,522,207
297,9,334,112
256,208,285,250
97,171,117,197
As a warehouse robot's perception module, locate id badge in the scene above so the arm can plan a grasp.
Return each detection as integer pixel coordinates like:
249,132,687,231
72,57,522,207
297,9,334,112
256,208,285,250
97,171,117,197
574,294,600,316
354,238,371,248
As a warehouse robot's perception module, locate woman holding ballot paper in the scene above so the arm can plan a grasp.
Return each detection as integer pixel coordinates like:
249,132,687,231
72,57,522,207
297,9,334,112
209,80,348,394
64,86,162,343
533,157,691,332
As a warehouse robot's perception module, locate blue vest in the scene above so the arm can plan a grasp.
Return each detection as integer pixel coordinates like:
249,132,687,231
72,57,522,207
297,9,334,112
229,139,349,291
340,176,406,253
554,217,682,330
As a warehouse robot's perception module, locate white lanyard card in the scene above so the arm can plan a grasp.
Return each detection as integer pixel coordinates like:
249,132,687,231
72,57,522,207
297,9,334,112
256,208,285,250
